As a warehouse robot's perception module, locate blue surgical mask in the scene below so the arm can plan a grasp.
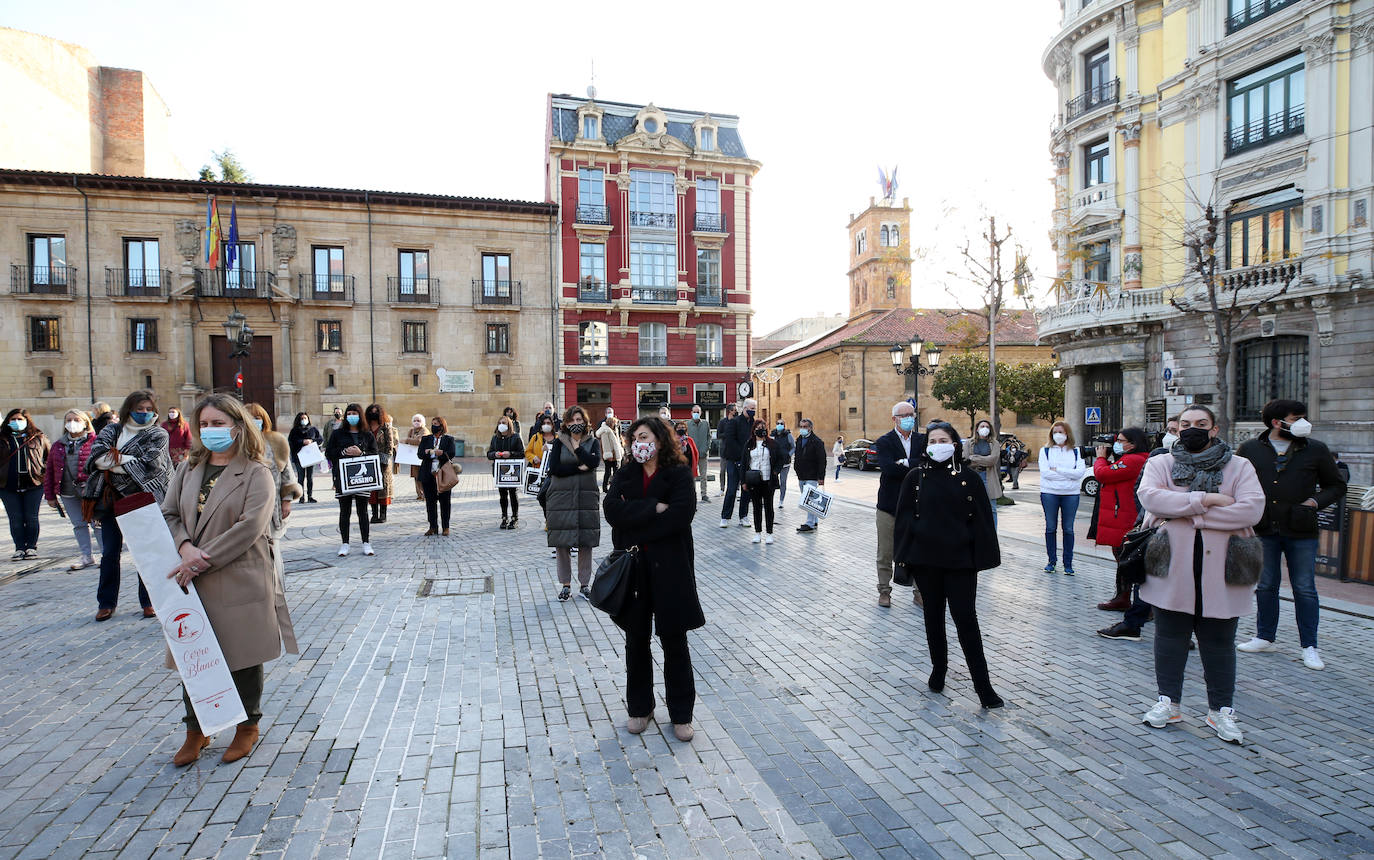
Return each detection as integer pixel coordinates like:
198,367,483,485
131,411,155,426
253,419,264,431
775,424,784,432
798,428,810,437
1112,442,1125,456
7,419,26,433
346,414,360,426
199,428,235,452
898,416,916,432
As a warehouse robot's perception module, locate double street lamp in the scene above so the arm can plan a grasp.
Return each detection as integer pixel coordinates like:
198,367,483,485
222,310,254,399
891,337,941,423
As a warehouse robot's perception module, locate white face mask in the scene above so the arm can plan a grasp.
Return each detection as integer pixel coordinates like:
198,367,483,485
1287,418,1313,438
65,420,84,435
1052,432,1068,446
541,424,553,434
927,442,956,463
977,427,990,438
1161,432,1179,450
497,423,509,434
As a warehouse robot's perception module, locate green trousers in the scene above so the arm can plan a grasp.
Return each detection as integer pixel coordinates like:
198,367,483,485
182,664,263,730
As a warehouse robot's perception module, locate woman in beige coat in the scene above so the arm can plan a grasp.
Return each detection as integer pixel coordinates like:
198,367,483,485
162,393,298,767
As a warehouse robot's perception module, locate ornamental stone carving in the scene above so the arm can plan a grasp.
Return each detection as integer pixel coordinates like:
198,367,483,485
1302,33,1336,64
1354,22,1374,51
1120,121,1143,142
272,224,297,263
1123,251,1144,278
174,219,200,260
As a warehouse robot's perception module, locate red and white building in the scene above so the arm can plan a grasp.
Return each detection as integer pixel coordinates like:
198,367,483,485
545,93,760,427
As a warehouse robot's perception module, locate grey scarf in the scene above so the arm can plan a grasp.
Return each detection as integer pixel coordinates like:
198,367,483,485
1170,439,1233,493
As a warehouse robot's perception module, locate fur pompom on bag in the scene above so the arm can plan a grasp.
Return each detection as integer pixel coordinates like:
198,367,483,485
1144,530,1172,578
1225,535,1263,586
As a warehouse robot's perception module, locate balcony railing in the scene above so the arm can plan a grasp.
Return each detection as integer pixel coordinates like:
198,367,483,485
105,268,170,297
1071,183,1118,221
473,279,521,306
696,355,724,367
695,285,724,306
1220,257,1302,291
693,213,728,233
298,273,355,302
387,277,440,304
577,279,610,302
1225,0,1299,34
196,268,274,299
1036,283,1169,334
638,354,669,366
630,286,677,304
629,211,675,229
579,353,608,366
1226,107,1304,156
575,204,610,225
1065,78,1119,120
10,265,74,295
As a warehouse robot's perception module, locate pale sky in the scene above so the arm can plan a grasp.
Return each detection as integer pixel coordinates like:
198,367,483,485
4,0,1062,334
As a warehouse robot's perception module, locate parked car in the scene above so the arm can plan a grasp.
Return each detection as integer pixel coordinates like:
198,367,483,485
842,439,878,470
1081,473,1101,497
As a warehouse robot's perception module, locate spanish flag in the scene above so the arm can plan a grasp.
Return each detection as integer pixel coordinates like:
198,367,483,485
205,197,222,269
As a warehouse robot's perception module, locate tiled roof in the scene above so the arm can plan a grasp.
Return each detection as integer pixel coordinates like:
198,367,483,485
768,307,1039,365
549,98,749,159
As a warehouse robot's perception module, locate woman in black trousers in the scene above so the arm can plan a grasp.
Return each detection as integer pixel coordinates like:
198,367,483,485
287,412,322,502
418,416,456,535
738,419,783,544
894,421,1003,708
324,402,378,557
487,416,525,529
603,417,703,742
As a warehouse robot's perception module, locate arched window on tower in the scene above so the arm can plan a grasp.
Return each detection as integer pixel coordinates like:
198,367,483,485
887,277,896,299
880,225,890,247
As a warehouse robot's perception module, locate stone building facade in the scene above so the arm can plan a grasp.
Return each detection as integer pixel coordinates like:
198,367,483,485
1039,0,1374,482
0,169,556,453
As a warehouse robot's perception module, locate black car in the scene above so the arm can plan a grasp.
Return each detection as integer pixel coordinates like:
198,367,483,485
842,439,878,470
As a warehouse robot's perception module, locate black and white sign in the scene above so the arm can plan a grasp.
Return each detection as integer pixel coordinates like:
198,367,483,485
494,460,525,488
523,460,548,496
799,484,833,519
338,455,383,496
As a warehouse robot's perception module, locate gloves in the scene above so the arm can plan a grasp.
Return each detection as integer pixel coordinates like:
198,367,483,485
897,458,909,467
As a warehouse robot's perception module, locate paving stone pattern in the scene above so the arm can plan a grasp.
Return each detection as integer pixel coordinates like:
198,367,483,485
1,463,1373,858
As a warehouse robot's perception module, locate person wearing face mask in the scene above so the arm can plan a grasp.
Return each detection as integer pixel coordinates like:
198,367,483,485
88,389,172,619
685,406,712,502
739,419,783,544
1090,427,1151,610
1136,405,1264,744
893,421,1003,709
44,410,100,569
716,400,755,527
488,415,526,529
323,407,344,448
792,418,828,534
288,412,323,503
418,417,456,535
528,402,560,441
832,435,845,482
1235,399,1345,670
363,405,396,524
161,407,191,467
675,422,700,476
964,419,1003,525
871,401,922,607
404,414,428,501
596,409,625,493
603,416,703,742
1,407,51,561
770,418,795,508
1038,421,1088,575
244,403,304,546
324,403,378,557
502,406,521,440
543,406,602,600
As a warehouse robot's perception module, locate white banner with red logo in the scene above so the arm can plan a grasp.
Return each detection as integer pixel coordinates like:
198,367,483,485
116,497,246,735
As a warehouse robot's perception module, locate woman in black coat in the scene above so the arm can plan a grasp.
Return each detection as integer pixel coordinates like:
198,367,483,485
418,416,457,536
323,402,378,556
894,421,1003,709
737,419,784,543
286,412,323,503
487,416,526,530
603,417,703,742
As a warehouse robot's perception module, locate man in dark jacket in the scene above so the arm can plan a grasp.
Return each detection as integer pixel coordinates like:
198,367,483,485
872,401,923,608
716,401,754,527
791,418,827,532
1235,399,1345,670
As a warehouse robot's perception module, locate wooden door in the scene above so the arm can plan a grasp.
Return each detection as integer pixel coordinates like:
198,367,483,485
210,335,275,408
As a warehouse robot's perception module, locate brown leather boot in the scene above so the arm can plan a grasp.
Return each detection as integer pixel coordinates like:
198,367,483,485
1097,593,1132,612
221,724,259,763
173,730,210,767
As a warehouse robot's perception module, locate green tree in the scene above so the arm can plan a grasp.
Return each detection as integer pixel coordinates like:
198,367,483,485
199,149,251,183
930,352,1009,433
1001,362,1064,423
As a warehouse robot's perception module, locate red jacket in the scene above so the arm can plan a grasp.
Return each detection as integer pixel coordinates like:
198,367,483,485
681,436,700,474
1093,451,1149,548
43,434,95,500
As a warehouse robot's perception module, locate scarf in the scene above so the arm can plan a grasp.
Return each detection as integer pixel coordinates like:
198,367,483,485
1170,439,1232,493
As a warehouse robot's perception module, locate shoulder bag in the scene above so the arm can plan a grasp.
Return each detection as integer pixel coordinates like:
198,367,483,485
1118,523,1163,586
590,545,638,616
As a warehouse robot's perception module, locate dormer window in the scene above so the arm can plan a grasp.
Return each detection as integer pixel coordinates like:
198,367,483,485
582,115,599,139
699,128,715,151
643,117,660,134
636,104,669,138
693,115,720,153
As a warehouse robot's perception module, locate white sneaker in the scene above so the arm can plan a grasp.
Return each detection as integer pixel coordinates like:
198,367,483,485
738,518,748,527
719,519,729,528
1141,696,1182,728
338,544,349,557
1236,637,1276,653
362,543,375,556
751,534,761,544
764,534,774,545
1207,707,1243,744
1302,646,1325,670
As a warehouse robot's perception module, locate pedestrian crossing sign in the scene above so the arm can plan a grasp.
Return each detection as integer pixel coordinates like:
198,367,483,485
1085,407,1102,425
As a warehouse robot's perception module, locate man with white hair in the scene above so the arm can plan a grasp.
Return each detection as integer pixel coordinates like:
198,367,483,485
872,401,923,608
717,399,754,527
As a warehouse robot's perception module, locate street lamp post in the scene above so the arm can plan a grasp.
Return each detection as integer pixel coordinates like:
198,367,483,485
890,337,941,426
222,310,255,400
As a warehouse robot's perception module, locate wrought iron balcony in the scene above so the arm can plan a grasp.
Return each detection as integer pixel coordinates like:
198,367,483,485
1220,257,1302,291
298,273,355,302
10,264,74,295
695,285,724,306
577,278,610,302
1226,107,1304,156
1225,0,1299,34
387,276,440,304
472,279,521,306
638,354,669,366
579,352,608,366
693,213,727,233
1035,283,1169,337
575,204,610,226
630,287,677,304
629,211,675,229
196,268,274,298
105,268,170,297
696,355,724,367
1065,78,1119,121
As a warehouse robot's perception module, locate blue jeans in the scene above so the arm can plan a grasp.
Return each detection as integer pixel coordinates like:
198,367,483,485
1255,535,1320,648
0,487,42,552
834,463,841,480
96,512,151,610
1040,492,1080,568
777,465,790,502
60,494,97,559
798,480,819,527
719,461,749,521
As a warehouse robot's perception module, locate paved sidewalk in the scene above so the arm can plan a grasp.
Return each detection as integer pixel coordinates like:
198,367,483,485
1,473,1373,858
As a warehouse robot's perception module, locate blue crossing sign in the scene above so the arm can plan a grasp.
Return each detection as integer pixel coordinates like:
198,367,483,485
1085,407,1102,426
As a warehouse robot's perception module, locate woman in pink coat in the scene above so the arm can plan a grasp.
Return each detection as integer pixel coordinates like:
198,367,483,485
1137,405,1264,745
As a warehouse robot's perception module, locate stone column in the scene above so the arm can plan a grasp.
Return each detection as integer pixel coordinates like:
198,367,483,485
1121,359,1148,427
275,313,300,423
1121,122,1143,290
1063,367,1084,442
1052,152,1071,296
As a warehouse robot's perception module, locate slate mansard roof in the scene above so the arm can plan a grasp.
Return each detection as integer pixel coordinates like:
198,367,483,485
549,94,749,159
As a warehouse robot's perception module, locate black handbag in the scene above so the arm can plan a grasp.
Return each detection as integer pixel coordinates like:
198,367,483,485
1117,524,1159,586
744,469,763,487
589,546,638,615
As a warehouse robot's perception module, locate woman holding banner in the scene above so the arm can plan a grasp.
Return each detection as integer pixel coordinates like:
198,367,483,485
324,403,378,557
162,393,298,766
488,415,525,530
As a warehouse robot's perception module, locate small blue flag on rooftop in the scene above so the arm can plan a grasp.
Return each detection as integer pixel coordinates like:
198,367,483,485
226,203,239,270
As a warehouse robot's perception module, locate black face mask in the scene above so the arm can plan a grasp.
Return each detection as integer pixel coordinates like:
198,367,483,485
431,425,442,434
754,428,766,438
1178,427,1211,453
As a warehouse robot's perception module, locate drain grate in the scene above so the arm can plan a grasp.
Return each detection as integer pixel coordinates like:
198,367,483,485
418,577,493,597
284,558,333,574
